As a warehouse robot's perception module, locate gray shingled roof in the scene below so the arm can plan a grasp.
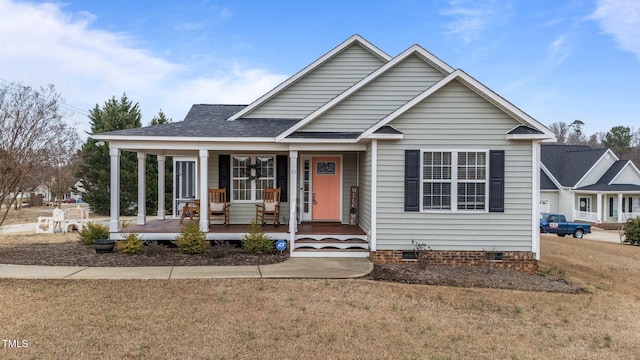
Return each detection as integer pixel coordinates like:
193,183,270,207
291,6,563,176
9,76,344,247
541,145,607,187
95,104,300,138
596,160,628,185
540,170,558,190
508,126,543,135
287,132,360,139
575,183,640,192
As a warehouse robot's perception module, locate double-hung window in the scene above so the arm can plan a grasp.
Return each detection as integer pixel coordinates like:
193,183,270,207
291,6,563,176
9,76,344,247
422,150,487,212
231,155,275,201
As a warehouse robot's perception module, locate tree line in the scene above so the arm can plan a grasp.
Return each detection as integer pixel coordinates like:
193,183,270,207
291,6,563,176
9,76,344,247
0,82,172,227
549,120,639,163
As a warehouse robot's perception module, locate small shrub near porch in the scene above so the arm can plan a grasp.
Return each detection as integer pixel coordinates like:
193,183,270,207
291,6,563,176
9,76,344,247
78,222,110,245
117,233,144,254
242,220,274,255
623,217,640,245
175,222,208,254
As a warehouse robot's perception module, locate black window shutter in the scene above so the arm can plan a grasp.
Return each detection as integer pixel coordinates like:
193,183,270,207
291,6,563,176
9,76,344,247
489,150,505,212
276,155,288,202
609,197,614,217
219,155,230,199
630,198,633,213
405,150,420,211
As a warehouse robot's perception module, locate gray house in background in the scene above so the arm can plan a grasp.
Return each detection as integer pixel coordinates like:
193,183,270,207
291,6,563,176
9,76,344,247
94,35,555,272
540,144,640,223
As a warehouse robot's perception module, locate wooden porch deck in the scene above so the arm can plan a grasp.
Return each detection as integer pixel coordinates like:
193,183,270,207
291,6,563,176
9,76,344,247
123,219,366,236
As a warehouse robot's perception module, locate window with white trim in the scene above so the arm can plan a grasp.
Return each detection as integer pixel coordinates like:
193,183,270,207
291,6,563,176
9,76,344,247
231,155,275,201
422,151,487,211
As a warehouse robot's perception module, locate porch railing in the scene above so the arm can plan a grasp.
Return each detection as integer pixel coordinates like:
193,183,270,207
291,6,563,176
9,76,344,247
574,210,597,222
621,212,640,222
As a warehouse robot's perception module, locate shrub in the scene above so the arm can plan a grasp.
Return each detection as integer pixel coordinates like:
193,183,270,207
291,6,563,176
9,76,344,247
242,220,274,255
623,217,640,245
117,233,144,254
175,222,208,254
78,222,110,245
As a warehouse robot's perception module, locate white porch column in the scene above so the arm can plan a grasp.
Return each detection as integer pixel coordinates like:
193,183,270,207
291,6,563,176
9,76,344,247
370,140,378,251
109,148,121,233
136,152,146,225
596,193,603,224
571,192,576,221
618,193,624,223
199,149,209,232
288,150,298,254
157,155,166,219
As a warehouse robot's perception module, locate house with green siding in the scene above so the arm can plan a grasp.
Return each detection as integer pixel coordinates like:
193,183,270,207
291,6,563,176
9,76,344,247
94,35,555,272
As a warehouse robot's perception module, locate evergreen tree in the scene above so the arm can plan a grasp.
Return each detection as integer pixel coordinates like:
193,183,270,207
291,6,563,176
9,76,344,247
145,110,173,215
602,125,633,157
77,94,142,215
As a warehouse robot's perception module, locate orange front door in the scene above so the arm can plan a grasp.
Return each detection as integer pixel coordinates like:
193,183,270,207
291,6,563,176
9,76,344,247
312,157,341,221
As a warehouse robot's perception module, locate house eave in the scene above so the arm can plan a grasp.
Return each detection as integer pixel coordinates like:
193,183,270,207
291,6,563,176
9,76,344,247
92,135,277,143
506,134,552,140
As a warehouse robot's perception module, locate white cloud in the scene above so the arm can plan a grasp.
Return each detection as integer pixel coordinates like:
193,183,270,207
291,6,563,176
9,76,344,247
441,0,514,43
591,0,640,60
0,0,286,136
547,36,571,66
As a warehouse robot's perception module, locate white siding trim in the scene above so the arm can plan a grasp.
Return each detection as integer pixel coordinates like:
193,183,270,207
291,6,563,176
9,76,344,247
276,45,453,141
609,161,640,185
532,142,541,260
229,35,391,121
359,70,555,141
109,147,120,233
199,150,209,232
540,163,563,189
574,149,619,187
370,140,377,251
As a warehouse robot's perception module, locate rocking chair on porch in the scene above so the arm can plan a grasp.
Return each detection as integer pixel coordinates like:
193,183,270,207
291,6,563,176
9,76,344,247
255,188,281,226
208,188,230,226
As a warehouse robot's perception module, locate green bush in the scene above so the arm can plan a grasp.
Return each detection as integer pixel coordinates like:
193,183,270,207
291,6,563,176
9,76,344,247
623,217,640,245
78,222,110,245
242,220,274,255
175,222,208,254
117,233,144,254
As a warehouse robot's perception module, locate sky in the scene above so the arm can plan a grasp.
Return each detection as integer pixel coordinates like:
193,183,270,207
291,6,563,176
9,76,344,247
0,0,639,139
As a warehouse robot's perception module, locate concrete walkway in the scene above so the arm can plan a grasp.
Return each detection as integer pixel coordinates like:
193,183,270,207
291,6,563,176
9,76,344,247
0,258,374,280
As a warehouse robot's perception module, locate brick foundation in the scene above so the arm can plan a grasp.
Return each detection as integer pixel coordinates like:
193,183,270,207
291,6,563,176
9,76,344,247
370,250,538,274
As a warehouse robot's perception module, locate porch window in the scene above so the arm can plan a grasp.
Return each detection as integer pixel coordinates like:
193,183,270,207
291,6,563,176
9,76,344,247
421,151,487,211
231,155,275,202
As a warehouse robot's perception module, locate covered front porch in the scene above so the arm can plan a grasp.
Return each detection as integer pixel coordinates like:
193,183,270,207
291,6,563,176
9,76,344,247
103,139,376,258
572,191,640,223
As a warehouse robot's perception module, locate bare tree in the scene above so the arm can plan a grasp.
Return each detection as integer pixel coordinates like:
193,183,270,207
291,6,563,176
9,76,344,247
549,122,569,144
0,83,79,227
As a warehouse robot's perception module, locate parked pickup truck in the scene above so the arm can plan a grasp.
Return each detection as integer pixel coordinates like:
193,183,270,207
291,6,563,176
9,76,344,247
540,213,591,239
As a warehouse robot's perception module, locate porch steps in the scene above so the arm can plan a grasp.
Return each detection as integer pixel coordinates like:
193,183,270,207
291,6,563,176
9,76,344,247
292,235,369,258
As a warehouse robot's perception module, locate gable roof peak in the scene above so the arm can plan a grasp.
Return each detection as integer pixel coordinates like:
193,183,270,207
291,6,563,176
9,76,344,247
227,34,391,121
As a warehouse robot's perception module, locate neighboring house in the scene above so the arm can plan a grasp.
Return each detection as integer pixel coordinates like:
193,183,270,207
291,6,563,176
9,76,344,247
93,35,555,272
541,144,640,223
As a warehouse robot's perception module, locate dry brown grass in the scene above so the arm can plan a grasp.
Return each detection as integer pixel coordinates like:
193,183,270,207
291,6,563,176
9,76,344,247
1,236,640,359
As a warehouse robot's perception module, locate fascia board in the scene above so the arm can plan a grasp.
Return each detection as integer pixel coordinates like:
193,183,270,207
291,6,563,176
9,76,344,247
92,135,276,143
277,45,454,141
574,149,618,187
359,70,555,141
609,161,640,185
228,35,391,121
278,137,357,144
506,133,551,140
